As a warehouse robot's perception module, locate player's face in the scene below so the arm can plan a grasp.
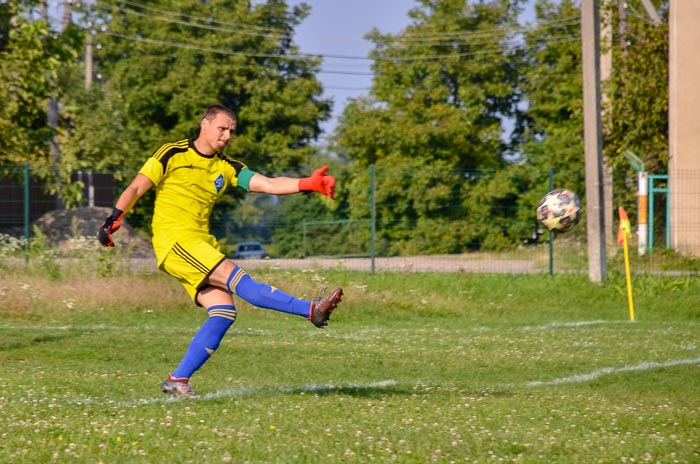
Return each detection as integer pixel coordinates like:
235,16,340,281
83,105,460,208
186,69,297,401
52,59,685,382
202,113,236,152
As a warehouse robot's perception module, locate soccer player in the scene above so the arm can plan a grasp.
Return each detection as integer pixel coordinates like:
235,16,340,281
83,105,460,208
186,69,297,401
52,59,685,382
98,104,343,397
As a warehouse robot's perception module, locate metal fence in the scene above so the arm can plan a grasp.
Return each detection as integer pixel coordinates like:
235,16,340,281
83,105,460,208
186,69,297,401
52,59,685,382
1,163,698,275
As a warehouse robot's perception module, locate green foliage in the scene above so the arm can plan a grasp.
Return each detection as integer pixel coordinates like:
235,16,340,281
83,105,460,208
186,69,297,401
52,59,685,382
334,0,584,253
27,226,61,280
337,0,520,171
60,85,138,184
270,192,340,258
58,0,333,221
0,2,81,202
609,246,700,273
516,0,585,195
0,234,27,271
463,164,548,250
87,0,328,169
0,0,332,214
604,1,669,222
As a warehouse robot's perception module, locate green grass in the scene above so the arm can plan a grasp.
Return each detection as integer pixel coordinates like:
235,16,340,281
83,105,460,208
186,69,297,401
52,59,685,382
0,268,698,463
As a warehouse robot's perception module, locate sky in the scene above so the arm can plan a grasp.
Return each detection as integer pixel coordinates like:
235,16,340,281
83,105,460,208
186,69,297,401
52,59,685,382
289,0,417,138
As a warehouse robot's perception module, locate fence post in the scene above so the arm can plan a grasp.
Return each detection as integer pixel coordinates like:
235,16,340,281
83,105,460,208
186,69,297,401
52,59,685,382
648,174,670,251
370,164,376,274
23,162,30,266
548,167,554,277
302,221,307,259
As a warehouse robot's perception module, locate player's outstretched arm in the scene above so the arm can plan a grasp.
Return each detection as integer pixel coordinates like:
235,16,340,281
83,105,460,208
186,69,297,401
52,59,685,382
248,166,336,199
98,174,154,247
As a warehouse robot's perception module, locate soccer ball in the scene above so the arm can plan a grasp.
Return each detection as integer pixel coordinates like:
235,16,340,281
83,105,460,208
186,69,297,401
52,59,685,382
536,189,583,232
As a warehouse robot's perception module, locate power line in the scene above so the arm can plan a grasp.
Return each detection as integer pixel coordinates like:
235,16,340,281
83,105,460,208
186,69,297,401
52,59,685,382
101,30,299,60
372,16,580,44
103,0,291,35
109,0,579,44
98,30,374,72
98,29,580,68
371,34,581,62
94,5,281,40
95,1,582,63
98,31,372,75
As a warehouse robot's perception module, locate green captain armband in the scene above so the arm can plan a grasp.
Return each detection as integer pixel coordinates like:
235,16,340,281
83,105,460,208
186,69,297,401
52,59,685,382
236,168,256,191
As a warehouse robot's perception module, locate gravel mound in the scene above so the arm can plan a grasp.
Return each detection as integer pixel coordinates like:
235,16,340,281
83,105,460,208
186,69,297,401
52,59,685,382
33,207,155,258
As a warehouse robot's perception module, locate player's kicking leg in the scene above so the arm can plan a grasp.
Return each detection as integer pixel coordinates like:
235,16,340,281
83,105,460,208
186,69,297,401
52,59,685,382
210,260,343,328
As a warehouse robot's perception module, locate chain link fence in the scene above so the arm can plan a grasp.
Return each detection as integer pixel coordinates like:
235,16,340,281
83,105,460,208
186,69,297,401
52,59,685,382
1,164,698,275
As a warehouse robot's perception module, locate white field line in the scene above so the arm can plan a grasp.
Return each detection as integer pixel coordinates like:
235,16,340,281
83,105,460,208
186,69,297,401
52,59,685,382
27,357,700,407
72,380,399,408
0,324,274,336
65,356,700,406
524,356,700,387
520,320,629,331
0,319,645,335
0,324,182,332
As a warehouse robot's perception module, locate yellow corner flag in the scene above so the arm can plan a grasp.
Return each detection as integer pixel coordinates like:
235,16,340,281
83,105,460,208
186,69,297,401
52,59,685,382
618,207,635,321
618,207,632,245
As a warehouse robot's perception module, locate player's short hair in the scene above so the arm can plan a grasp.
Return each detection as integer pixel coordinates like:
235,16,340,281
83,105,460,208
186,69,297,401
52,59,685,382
200,104,237,125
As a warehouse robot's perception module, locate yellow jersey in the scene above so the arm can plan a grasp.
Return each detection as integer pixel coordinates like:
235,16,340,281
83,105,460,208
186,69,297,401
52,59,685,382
138,139,256,264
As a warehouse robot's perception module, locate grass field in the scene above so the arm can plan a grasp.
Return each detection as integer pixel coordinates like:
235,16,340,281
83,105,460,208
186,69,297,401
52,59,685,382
0,266,698,463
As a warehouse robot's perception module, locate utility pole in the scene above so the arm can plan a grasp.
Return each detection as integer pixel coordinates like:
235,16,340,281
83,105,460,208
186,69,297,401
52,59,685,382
600,1,614,253
40,0,73,209
85,31,93,89
61,0,71,29
617,0,628,52
581,0,607,282
41,1,63,208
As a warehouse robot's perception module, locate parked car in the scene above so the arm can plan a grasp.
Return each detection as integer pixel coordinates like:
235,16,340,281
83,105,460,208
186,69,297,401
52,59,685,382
232,241,267,260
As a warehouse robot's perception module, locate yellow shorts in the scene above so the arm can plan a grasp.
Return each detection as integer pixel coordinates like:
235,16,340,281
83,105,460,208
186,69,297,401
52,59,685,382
159,234,227,303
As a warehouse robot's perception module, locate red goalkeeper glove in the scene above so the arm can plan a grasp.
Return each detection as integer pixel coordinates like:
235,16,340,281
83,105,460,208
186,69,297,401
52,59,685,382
98,208,124,247
299,166,336,199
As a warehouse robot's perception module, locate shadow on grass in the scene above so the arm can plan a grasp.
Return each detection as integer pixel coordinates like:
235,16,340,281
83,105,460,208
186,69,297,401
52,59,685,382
277,381,412,398
0,331,82,351
190,380,412,403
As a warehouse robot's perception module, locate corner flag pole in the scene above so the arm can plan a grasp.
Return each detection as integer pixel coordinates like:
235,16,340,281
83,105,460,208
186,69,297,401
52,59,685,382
618,207,635,321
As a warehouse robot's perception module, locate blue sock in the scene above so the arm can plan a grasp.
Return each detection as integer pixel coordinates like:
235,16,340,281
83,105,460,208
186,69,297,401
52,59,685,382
172,305,237,379
226,266,311,317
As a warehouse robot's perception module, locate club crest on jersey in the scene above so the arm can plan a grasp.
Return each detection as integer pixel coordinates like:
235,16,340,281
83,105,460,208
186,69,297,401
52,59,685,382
214,174,224,193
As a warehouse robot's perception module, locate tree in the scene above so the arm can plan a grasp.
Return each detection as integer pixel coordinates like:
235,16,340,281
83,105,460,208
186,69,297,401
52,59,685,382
0,1,81,197
604,1,669,219
517,0,669,232
55,0,333,226
516,0,585,193
73,0,329,172
335,0,525,254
